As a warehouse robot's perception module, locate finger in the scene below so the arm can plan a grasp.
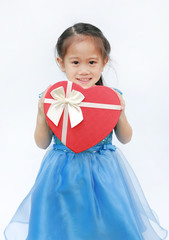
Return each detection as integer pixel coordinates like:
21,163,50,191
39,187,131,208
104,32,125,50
114,90,121,98
41,85,52,99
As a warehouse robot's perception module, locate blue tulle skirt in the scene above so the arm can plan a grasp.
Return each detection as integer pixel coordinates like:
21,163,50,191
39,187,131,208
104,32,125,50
4,141,168,240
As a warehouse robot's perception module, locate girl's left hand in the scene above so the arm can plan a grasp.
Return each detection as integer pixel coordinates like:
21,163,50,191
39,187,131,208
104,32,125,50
114,90,125,112
112,89,132,144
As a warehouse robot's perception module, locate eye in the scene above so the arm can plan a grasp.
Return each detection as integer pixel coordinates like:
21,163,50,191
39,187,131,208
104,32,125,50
73,61,79,65
89,61,96,65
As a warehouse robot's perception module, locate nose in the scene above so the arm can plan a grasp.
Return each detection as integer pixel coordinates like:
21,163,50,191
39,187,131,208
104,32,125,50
78,64,90,75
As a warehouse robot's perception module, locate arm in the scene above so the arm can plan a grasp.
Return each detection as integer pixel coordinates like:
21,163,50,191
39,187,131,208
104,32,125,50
34,87,53,149
114,91,132,144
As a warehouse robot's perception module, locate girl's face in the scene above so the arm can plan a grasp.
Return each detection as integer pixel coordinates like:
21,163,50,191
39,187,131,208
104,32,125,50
57,36,108,89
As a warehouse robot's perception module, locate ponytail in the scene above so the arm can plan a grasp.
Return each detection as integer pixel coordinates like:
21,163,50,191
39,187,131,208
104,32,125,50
96,75,103,85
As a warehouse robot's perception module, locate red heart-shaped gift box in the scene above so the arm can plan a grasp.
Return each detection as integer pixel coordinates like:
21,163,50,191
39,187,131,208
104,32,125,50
44,81,121,153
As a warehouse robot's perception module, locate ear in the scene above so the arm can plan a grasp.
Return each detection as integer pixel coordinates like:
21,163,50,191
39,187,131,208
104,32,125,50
102,57,108,72
57,57,65,72
103,57,108,67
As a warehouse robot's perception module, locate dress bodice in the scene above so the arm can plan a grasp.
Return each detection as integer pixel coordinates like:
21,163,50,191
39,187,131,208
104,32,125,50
52,131,114,153
53,131,113,146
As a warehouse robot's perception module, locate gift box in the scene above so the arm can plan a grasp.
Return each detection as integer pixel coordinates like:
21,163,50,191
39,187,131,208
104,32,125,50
44,81,122,153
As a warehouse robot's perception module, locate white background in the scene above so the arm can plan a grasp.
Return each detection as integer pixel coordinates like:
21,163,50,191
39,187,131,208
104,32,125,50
0,0,169,239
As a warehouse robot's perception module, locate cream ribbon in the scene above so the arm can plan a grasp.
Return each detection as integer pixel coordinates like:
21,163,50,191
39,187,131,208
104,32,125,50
44,81,122,145
44,84,85,128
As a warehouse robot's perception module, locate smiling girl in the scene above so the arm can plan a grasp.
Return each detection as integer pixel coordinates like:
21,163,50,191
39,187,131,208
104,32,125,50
4,23,167,240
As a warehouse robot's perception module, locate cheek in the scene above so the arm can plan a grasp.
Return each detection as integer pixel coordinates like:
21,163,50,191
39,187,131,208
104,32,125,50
66,69,76,79
95,66,103,75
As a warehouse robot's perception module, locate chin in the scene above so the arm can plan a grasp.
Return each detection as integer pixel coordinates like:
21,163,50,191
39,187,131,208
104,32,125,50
79,83,93,89
77,81,96,89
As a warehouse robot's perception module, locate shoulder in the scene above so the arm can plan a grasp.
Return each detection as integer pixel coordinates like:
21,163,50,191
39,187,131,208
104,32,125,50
113,88,123,95
39,92,43,98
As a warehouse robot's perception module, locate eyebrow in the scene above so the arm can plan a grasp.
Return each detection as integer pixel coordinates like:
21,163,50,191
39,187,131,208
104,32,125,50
88,57,99,60
68,56,99,60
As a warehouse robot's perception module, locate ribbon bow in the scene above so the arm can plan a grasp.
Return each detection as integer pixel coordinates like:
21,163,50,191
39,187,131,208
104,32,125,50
46,86,85,128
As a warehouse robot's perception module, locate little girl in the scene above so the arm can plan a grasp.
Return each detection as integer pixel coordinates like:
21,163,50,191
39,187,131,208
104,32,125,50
4,23,167,240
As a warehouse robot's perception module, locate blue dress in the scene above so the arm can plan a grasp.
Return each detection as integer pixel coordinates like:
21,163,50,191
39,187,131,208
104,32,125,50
4,132,168,240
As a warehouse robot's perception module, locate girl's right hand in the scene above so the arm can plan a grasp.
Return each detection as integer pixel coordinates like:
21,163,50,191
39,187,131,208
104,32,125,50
38,85,51,120
34,85,53,149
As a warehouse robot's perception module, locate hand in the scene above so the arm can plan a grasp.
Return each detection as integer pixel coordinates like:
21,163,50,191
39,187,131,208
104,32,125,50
35,85,53,149
114,90,125,112
113,90,132,144
38,85,51,120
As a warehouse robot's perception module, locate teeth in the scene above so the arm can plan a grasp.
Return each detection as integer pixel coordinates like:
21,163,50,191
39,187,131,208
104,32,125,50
78,78,91,81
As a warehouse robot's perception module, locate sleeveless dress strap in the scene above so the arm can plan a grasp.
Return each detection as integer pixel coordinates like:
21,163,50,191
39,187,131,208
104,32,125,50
113,88,123,95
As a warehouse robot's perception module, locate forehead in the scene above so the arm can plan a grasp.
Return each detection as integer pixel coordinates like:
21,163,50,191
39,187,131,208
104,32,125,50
65,35,103,58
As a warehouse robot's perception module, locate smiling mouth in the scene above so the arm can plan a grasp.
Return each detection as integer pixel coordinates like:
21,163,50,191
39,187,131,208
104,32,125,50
76,78,92,83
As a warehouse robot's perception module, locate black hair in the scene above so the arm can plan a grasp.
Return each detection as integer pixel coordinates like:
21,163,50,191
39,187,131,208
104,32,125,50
56,23,111,85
